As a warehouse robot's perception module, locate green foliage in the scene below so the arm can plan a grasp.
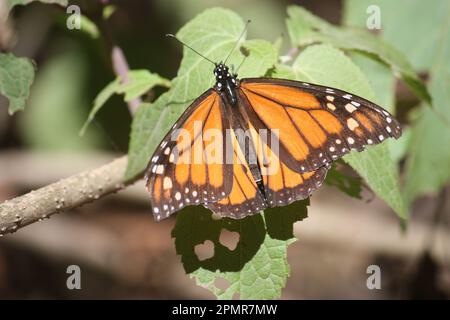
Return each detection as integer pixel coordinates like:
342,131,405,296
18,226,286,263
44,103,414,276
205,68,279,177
192,235,293,300
5,2,436,300
0,53,35,115
80,70,170,135
404,77,450,206
344,0,450,207
344,0,450,72
172,206,266,274
325,164,363,200
3,0,70,114
78,14,100,39
173,201,308,299
286,5,431,104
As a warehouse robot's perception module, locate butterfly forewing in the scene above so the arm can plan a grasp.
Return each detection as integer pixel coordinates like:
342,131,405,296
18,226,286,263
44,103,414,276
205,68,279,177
239,78,401,174
145,89,233,220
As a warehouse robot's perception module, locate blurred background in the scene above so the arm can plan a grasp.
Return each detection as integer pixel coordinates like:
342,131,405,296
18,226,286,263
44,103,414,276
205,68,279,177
0,0,449,299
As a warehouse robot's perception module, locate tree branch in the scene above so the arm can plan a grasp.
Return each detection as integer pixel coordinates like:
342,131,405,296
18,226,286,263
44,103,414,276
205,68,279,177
0,156,138,237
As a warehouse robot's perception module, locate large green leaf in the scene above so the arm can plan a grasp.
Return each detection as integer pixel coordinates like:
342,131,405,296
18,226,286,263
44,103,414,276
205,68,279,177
344,0,450,72
0,53,35,114
125,8,278,180
280,44,406,218
172,206,266,274
192,235,293,300
121,70,171,102
286,5,430,104
173,202,309,300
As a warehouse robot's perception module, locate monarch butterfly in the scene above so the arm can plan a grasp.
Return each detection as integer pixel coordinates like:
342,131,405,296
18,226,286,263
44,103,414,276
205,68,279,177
145,31,402,221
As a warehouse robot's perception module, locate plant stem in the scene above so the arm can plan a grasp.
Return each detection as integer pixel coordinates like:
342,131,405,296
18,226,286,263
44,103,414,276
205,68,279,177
0,156,137,236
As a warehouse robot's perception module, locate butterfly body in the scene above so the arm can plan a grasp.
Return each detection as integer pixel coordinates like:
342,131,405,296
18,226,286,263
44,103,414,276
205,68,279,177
145,61,401,221
214,63,239,106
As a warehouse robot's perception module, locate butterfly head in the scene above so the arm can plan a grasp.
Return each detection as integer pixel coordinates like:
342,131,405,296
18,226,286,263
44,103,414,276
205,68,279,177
214,63,238,92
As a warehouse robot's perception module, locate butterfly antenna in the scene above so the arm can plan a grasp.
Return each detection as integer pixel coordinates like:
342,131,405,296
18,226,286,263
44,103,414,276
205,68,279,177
166,34,216,66
223,19,251,64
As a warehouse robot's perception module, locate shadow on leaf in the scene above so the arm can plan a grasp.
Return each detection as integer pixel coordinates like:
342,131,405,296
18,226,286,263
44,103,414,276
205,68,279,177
264,199,309,241
172,199,310,274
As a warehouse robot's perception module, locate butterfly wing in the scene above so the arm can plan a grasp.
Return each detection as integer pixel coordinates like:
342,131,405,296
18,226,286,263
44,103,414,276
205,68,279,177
145,89,233,221
204,128,267,218
239,78,402,173
245,118,330,207
221,89,329,208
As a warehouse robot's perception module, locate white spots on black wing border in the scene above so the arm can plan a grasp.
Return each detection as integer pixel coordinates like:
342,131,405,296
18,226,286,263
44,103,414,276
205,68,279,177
205,193,267,219
265,166,328,209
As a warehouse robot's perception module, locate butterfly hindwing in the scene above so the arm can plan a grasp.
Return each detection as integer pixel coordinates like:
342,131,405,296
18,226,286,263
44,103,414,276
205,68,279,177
204,129,267,218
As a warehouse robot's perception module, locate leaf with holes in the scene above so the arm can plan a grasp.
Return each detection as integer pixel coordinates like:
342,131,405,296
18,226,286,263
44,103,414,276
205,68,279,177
192,235,293,299
176,201,309,299
172,206,265,274
0,53,35,114
264,199,309,241
125,8,278,180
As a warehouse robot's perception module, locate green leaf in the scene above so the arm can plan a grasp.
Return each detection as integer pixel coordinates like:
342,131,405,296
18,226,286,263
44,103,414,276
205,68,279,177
350,52,395,111
344,0,450,72
325,164,363,200
176,202,309,300
80,70,170,136
281,44,406,218
79,14,100,39
103,5,117,20
118,70,171,102
125,96,173,180
404,73,450,207
7,0,67,11
125,8,278,180
172,206,266,274
0,53,35,115
286,5,431,104
192,235,293,300
264,199,308,241
79,78,120,136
